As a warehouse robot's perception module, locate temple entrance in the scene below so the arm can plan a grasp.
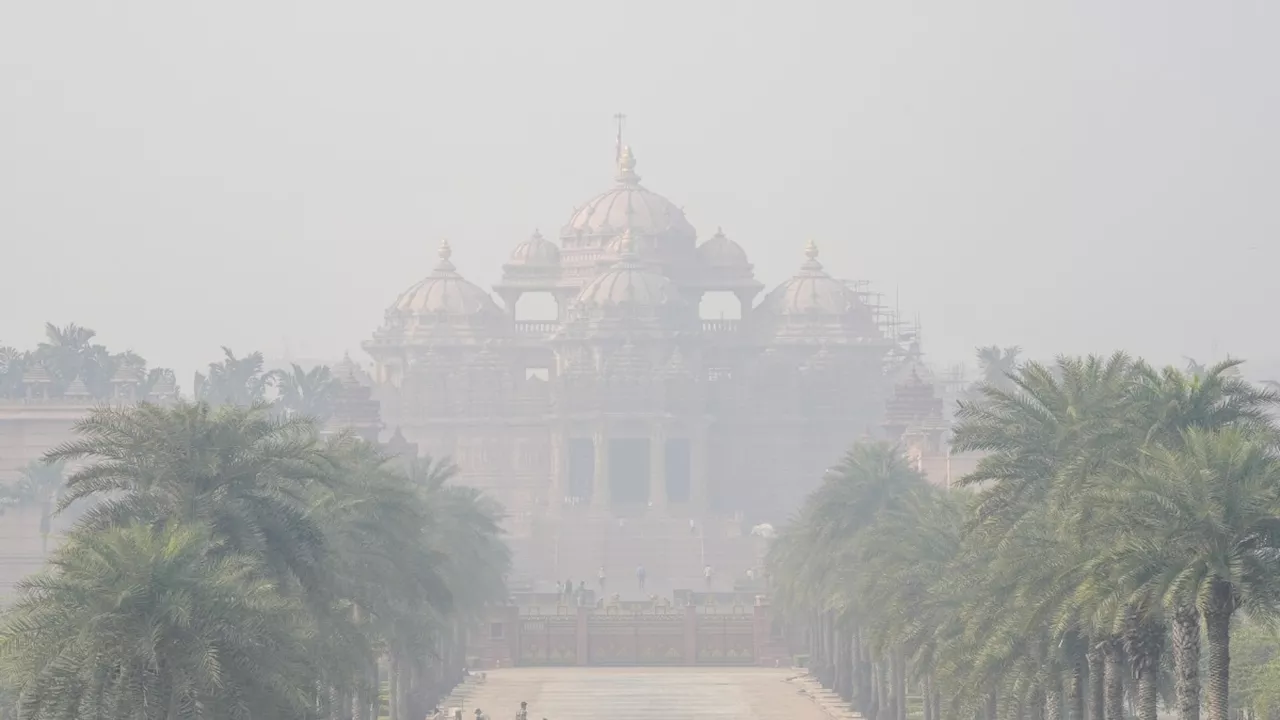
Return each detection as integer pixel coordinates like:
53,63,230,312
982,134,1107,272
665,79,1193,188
609,438,650,505
665,438,691,503
568,439,595,503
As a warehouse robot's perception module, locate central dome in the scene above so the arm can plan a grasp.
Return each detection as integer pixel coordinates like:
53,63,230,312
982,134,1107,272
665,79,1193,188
573,232,681,311
561,146,696,254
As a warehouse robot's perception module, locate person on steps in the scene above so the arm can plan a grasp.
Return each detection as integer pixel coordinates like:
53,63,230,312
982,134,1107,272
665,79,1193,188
636,564,646,591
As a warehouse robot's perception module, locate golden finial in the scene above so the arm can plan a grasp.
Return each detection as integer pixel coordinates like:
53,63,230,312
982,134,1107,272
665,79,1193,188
434,239,456,272
615,145,640,184
800,239,824,274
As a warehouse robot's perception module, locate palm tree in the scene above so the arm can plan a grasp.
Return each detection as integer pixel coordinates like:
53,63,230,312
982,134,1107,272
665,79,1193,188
1093,429,1280,720
0,523,317,720
46,400,339,598
195,347,269,407
406,454,509,716
271,363,342,421
0,346,26,399
974,345,1022,393
33,322,100,395
13,460,65,555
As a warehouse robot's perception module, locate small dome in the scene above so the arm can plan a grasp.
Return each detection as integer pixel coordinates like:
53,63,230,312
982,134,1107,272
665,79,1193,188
697,228,750,268
507,230,560,267
563,146,696,248
572,232,682,312
390,240,503,319
759,241,863,317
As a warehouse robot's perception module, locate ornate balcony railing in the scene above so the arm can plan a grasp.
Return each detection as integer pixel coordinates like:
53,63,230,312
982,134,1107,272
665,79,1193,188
514,320,558,336
701,319,741,334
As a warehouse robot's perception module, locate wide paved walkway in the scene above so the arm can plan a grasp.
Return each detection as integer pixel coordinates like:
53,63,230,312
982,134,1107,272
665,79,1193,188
447,667,832,720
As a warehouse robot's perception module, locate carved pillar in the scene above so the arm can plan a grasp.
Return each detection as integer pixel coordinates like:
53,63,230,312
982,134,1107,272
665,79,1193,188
550,425,567,511
650,422,667,510
592,425,610,509
691,421,709,511
496,289,520,319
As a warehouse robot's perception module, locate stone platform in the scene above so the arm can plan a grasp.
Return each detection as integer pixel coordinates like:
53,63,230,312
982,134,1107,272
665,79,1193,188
443,667,839,720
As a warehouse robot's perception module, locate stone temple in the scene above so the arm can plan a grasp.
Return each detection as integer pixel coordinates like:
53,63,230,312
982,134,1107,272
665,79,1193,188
357,144,950,591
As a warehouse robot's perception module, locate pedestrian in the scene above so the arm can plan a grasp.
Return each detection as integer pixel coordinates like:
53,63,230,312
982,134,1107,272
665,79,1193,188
636,564,646,591
555,580,563,597
475,709,489,720
597,565,606,590
516,701,528,720
564,578,572,601
704,564,713,589
689,518,696,535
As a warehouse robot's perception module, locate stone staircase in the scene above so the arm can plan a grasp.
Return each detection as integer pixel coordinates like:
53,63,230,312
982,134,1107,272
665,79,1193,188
785,672,864,720
438,675,489,716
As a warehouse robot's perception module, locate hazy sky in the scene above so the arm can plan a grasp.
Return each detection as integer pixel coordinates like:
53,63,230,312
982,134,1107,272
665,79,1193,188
2,2,1277,386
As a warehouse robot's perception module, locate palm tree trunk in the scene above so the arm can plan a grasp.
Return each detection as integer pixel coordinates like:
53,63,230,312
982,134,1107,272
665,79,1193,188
828,612,839,688
1067,653,1085,720
1103,640,1124,720
1136,663,1158,720
1028,688,1045,720
1204,581,1234,720
1172,605,1202,720
1086,648,1104,720
1046,681,1063,720
835,626,848,699
924,676,934,720
875,659,888,720
859,631,875,716
389,654,400,720
896,650,908,720
887,658,901,720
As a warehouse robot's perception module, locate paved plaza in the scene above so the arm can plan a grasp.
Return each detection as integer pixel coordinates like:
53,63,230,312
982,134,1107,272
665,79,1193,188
445,667,834,720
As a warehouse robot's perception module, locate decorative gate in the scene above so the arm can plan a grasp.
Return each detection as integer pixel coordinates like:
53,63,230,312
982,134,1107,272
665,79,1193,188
696,613,756,665
517,615,578,665
587,612,685,665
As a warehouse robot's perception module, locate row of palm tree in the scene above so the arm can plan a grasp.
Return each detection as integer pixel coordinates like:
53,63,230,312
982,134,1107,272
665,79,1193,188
195,347,345,420
0,400,509,720
0,324,346,419
770,356,1280,720
0,323,175,400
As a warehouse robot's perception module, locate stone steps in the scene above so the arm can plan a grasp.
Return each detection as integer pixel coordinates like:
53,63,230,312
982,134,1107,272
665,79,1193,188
784,673,863,720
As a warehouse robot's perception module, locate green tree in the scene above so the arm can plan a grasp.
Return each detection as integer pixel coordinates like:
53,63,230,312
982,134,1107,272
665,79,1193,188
974,345,1022,393
47,401,337,598
12,460,65,555
0,523,317,720
195,347,269,407
1093,429,1280,720
271,363,342,421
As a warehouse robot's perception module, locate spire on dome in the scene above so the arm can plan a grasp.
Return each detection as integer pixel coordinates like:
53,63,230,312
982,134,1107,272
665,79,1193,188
800,240,825,274
615,145,641,185
433,240,457,274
